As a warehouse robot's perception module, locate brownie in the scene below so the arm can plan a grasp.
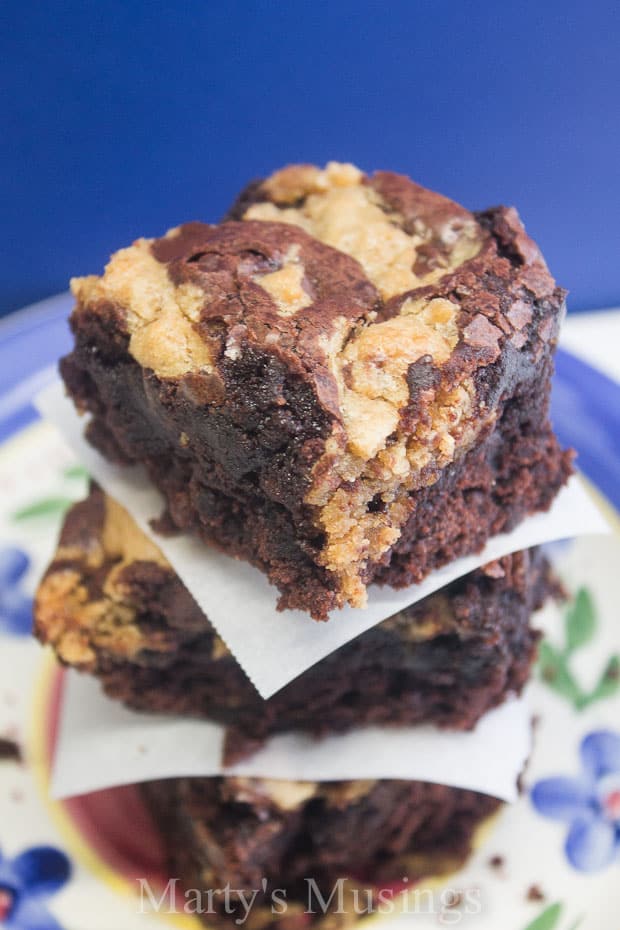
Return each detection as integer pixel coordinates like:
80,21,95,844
60,162,572,618
35,485,557,760
141,775,501,929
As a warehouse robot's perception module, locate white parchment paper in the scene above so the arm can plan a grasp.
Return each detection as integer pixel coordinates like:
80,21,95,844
51,670,531,802
36,381,610,698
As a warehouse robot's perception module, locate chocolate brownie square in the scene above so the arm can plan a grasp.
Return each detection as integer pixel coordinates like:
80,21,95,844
35,485,557,759
60,162,572,617
141,775,501,930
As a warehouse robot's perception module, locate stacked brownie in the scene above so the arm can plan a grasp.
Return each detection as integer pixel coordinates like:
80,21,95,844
36,484,557,760
35,162,571,928
141,777,501,928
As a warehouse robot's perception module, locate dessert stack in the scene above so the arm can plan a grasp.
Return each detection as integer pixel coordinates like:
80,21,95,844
34,163,573,929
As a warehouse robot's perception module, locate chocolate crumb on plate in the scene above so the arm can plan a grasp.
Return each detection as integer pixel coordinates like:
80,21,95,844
0,738,21,763
527,884,546,902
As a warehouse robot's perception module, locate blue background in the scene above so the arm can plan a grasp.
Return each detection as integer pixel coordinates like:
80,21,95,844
2,0,619,318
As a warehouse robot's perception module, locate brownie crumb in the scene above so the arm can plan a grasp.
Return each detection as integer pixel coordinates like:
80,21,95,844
0,738,21,763
488,854,505,870
526,885,546,903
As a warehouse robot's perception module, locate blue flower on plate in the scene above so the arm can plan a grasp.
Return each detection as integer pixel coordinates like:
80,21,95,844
0,548,33,636
531,729,620,871
0,845,71,928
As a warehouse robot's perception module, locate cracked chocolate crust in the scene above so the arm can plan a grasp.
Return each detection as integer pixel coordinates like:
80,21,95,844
142,775,501,930
35,485,559,760
60,162,572,617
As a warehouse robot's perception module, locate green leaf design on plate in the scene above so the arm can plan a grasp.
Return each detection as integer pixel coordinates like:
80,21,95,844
538,587,619,711
11,462,90,523
586,654,620,704
63,464,89,481
12,496,74,521
565,588,596,653
522,902,563,930
538,642,582,705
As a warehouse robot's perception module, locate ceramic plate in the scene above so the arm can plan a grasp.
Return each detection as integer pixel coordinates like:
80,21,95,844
0,296,619,930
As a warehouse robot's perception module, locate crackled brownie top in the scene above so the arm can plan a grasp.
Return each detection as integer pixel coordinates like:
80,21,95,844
70,162,562,608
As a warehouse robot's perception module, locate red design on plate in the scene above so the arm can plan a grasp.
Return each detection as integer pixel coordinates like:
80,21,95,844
0,888,14,921
45,668,168,888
